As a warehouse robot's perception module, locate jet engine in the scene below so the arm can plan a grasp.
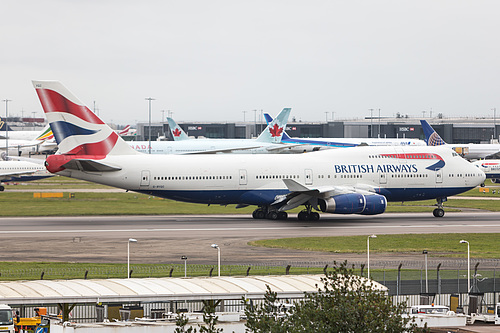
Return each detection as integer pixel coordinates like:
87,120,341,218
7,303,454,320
318,193,386,215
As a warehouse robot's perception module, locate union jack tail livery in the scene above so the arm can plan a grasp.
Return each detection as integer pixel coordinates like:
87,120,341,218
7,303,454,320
33,81,137,157
167,117,190,141
118,125,131,136
420,120,446,146
255,108,291,143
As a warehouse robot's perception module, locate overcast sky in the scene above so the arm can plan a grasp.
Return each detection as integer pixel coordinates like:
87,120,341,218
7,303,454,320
1,0,499,125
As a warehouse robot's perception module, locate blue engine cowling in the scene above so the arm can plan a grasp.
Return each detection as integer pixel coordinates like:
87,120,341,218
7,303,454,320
318,193,386,215
360,194,387,215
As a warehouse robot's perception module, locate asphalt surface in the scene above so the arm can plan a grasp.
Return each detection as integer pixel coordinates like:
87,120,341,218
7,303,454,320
1,211,499,267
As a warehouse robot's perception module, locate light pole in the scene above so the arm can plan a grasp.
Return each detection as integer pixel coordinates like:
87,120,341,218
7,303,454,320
145,98,155,154
211,244,220,277
378,108,381,138
422,250,428,293
460,240,470,293
181,256,187,277
127,238,138,278
3,99,11,159
367,234,377,278
369,109,374,138
493,108,497,141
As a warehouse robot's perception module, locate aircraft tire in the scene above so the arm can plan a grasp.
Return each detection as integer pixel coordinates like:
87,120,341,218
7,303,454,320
0,185,4,192
309,212,320,221
253,209,266,219
298,211,308,221
267,211,279,220
278,212,288,220
433,208,445,218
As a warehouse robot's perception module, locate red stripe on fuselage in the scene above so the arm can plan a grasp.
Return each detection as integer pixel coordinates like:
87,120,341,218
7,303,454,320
380,153,443,161
36,89,104,124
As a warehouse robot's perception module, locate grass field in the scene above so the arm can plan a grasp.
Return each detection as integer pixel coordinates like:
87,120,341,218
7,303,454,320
250,233,500,258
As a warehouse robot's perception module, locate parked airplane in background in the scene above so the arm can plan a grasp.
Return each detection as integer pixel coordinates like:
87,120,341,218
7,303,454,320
35,80,485,219
128,108,294,154
0,125,57,156
264,114,426,152
0,120,50,141
472,160,500,184
421,120,500,160
0,159,51,191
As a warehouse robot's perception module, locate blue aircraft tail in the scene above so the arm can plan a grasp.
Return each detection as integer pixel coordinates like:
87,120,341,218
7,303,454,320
420,120,446,146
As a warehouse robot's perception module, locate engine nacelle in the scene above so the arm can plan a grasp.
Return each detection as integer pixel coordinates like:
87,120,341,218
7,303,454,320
359,194,387,215
318,193,386,215
318,193,366,214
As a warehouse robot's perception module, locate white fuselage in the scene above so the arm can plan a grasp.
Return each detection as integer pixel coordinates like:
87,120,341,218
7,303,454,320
446,143,500,160
472,160,500,179
127,140,292,154
54,146,484,206
0,160,50,182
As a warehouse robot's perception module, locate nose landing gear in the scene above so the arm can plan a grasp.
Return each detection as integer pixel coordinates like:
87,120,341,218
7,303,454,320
433,197,446,217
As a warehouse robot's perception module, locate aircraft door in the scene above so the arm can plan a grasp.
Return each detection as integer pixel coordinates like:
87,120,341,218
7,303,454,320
140,170,150,187
305,169,313,185
239,169,248,185
435,169,443,184
379,173,387,185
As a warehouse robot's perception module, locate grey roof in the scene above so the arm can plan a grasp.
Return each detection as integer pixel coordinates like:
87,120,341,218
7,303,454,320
0,275,387,305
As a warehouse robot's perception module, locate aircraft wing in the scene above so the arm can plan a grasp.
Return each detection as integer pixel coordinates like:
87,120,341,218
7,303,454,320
62,159,122,172
176,145,264,154
273,179,378,211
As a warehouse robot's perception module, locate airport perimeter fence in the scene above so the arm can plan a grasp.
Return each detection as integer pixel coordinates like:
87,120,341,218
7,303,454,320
1,258,500,293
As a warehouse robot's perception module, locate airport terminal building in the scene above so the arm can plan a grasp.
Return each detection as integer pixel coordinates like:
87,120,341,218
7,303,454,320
135,116,500,144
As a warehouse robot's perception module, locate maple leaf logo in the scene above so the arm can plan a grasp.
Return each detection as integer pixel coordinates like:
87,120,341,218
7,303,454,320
172,128,182,137
269,124,283,137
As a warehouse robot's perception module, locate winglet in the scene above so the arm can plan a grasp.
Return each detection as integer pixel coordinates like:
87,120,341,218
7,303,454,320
167,117,190,141
420,120,446,146
255,108,291,143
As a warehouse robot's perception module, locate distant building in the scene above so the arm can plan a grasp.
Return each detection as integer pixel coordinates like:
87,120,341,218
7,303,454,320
136,117,500,144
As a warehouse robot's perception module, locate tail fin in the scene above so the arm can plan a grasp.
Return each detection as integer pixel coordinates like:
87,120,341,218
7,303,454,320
420,120,446,146
32,81,138,156
263,112,292,141
118,125,131,136
167,117,190,141
0,119,13,132
255,108,291,143
34,124,54,141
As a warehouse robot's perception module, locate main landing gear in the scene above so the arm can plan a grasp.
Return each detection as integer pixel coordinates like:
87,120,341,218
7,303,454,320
297,204,320,221
252,207,288,220
433,197,446,218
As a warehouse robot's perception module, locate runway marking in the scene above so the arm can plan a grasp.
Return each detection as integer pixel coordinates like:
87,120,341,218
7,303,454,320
1,224,500,234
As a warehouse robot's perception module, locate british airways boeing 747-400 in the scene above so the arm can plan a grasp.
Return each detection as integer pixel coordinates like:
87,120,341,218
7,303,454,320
34,81,485,219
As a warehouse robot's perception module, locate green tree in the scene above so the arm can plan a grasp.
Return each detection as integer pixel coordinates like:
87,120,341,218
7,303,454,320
244,261,425,333
174,300,223,333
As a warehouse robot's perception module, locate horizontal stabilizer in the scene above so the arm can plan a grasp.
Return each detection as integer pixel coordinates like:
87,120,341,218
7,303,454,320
62,159,122,172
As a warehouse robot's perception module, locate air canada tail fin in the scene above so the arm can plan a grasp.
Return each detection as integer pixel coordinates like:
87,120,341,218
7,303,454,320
264,112,292,141
32,80,139,156
167,117,190,141
255,108,291,143
420,120,446,146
